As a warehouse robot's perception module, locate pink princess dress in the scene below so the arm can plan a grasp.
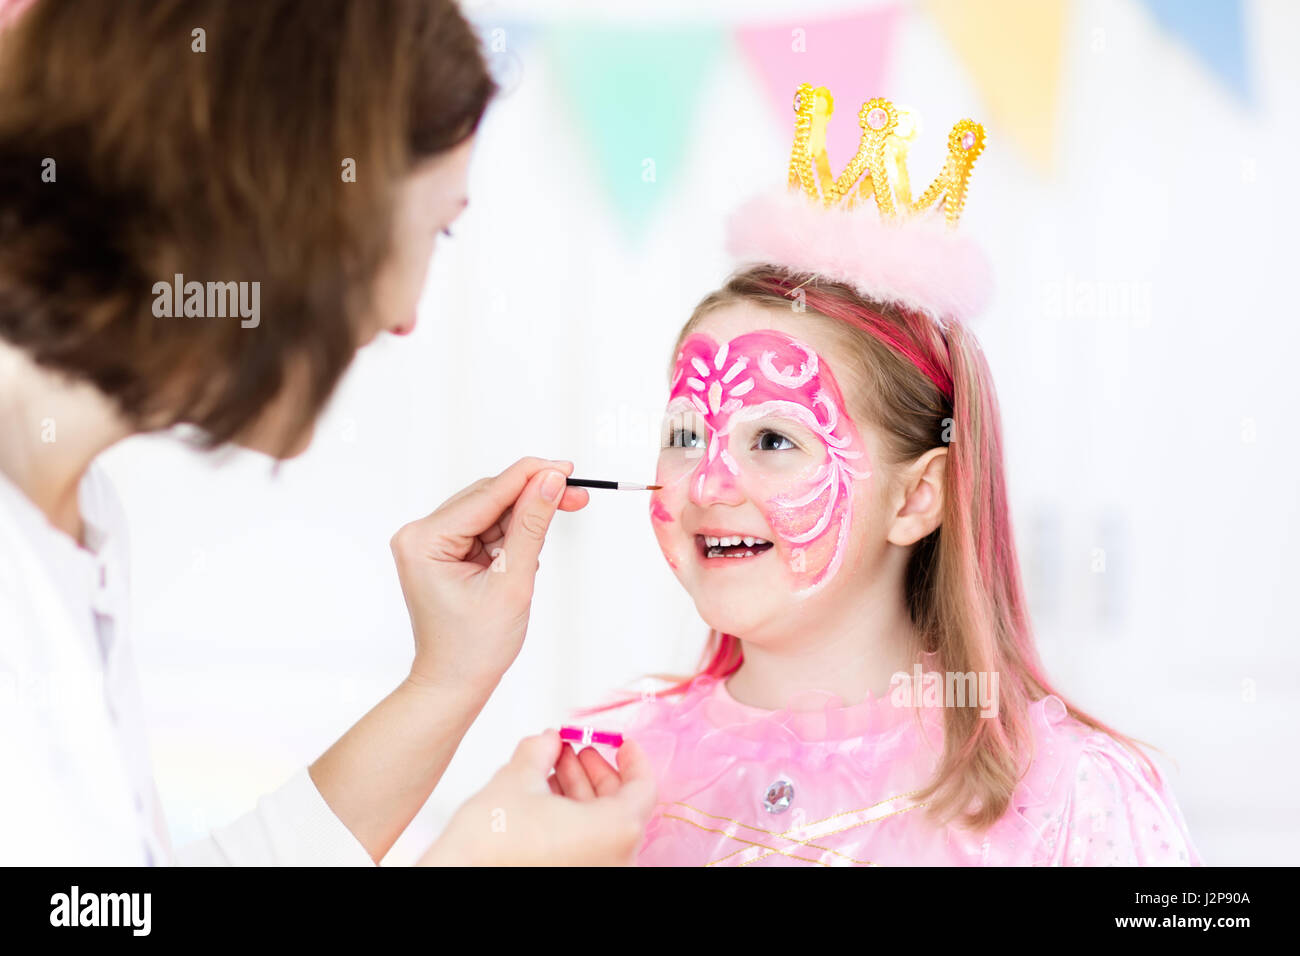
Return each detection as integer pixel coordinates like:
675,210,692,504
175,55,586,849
589,656,1203,867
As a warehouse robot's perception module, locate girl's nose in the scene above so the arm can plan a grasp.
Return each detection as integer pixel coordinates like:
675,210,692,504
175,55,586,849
688,435,745,507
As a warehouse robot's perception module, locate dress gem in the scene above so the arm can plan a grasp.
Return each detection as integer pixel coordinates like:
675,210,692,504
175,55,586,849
763,778,794,814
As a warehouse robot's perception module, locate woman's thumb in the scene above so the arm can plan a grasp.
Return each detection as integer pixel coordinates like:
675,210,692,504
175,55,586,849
507,729,562,790
499,469,565,588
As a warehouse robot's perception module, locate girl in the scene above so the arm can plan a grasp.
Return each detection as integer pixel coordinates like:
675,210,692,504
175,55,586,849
558,90,1202,867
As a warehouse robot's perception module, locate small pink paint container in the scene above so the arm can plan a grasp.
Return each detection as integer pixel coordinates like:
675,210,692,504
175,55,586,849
559,726,624,749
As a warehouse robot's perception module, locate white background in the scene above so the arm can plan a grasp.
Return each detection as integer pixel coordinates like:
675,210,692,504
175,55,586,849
100,0,1299,865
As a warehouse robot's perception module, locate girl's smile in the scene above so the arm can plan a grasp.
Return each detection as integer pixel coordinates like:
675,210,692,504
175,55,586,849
694,530,776,561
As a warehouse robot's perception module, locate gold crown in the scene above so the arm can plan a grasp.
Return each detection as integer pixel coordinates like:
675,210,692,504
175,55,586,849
787,84,986,228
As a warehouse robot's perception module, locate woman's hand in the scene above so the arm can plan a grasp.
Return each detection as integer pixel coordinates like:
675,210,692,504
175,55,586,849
550,743,624,799
310,460,587,861
419,730,657,866
390,457,589,695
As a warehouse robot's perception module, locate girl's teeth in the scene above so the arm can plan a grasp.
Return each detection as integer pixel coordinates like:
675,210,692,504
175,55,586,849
703,534,770,548
701,533,774,559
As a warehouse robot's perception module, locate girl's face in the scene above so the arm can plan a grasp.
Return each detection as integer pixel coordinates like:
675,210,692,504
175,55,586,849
651,301,889,642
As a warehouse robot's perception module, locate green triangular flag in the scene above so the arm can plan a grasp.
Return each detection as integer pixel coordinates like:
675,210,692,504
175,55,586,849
546,23,723,242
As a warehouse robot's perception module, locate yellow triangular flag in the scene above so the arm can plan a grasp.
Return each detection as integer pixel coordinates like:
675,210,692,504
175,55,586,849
923,0,1067,175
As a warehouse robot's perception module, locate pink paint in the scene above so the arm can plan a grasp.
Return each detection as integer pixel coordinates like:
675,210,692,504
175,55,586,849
649,492,680,569
655,330,871,596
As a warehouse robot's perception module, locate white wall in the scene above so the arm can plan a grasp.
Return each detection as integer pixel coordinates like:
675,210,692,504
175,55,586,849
101,0,1300,865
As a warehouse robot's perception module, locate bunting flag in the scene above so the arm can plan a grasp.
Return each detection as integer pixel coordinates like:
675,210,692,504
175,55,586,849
545,23,723,240
736,8,901,174
922,0,1067,175
1134,0,1251,104
471,19,540,99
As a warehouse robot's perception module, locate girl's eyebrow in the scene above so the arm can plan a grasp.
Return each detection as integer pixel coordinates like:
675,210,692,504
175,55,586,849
732,410,820,442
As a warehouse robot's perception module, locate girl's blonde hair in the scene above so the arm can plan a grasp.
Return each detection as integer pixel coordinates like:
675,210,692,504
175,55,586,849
584,263,1163,832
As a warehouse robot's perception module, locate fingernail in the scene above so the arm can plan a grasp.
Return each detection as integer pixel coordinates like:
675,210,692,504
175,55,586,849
541,470,564,502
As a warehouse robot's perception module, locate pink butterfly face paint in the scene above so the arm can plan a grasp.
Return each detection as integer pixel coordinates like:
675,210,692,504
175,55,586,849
649,329,872,597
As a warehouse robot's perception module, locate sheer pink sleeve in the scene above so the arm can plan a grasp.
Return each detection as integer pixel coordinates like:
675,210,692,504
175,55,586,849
1046,735,1203,866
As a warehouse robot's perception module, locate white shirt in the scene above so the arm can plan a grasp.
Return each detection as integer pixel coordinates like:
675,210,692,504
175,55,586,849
0,462,373,866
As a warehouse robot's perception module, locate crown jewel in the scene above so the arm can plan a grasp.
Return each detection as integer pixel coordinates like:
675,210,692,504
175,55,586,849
786,84,985,228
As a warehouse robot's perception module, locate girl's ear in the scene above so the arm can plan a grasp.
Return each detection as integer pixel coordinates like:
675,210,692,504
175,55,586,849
886,447,947,547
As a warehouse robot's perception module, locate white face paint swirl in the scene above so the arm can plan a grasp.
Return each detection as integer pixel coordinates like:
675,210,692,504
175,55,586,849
651,329,872,597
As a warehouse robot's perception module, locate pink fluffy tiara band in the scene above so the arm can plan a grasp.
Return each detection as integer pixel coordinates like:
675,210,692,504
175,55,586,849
725,85,994,330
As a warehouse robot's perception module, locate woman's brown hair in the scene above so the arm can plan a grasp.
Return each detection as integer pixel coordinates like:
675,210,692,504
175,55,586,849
0,0,495,454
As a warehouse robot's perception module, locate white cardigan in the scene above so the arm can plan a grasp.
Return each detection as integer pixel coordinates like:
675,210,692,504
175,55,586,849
0,462,373,866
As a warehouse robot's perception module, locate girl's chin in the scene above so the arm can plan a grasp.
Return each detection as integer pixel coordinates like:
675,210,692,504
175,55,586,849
687,567,834,627
691,590,785,636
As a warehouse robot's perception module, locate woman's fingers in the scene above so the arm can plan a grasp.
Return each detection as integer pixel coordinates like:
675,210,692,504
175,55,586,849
557,486,589,512
470,484,588,573
550,744,623,800
412,457,575,564
481,486,588,548
508,729,564,794
554,743,596,801
476,507,512,557
427,732,654,865
494,464,598,602
387,456,589,693
576,746,622,797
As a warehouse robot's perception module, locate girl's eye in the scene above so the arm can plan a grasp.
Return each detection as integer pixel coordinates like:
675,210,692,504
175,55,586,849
667,427,705,449
756,430,795,451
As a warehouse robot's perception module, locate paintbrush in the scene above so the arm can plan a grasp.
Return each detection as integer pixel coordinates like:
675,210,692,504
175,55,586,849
565,478,661,491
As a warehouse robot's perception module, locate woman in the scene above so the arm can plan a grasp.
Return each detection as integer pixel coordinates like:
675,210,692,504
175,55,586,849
0,0,654,865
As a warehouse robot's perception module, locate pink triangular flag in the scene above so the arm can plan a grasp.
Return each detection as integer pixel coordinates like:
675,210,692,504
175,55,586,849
737,8,902,173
